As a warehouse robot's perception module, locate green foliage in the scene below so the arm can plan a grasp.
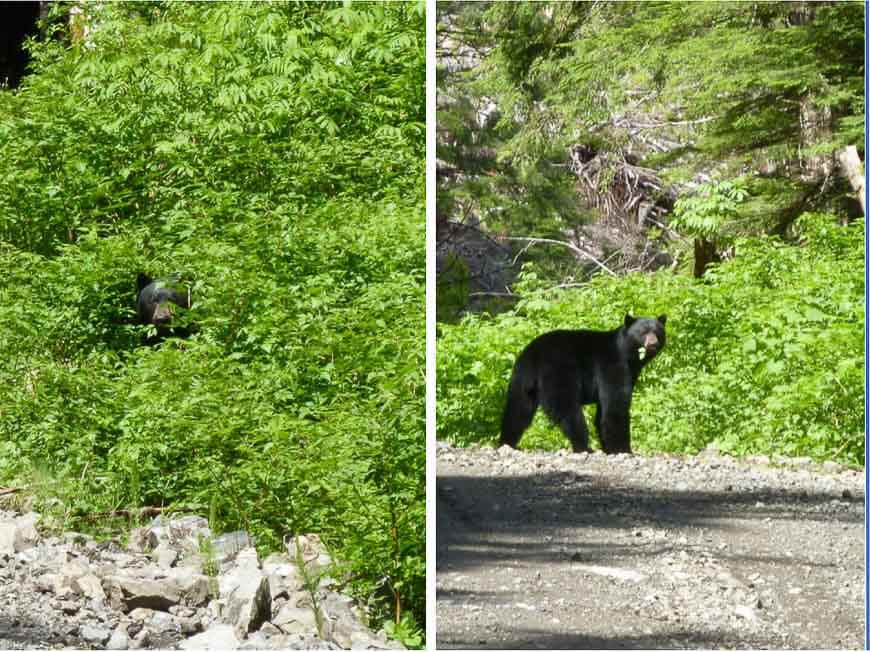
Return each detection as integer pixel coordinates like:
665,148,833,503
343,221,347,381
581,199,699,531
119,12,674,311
540,1,864,157
436,252,470,323
436,2,590,237
383,613,424,649
0,2,424,630
437,213,864,466
672,179,749,240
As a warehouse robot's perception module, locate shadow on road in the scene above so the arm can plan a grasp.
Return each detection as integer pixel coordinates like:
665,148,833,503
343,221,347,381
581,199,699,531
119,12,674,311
440,625,778,650
436,464,863,649
438,469,860,573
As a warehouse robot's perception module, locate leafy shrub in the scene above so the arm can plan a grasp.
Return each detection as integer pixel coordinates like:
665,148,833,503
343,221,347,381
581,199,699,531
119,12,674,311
438,213,864,466
0,1,424,630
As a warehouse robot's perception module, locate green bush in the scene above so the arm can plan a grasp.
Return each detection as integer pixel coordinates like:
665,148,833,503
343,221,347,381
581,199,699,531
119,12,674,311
438,213,864,466
0,1,424,632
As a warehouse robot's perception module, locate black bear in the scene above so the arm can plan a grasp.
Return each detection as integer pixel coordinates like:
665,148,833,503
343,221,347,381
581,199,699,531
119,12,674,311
136,273,192,343
500,314,667,454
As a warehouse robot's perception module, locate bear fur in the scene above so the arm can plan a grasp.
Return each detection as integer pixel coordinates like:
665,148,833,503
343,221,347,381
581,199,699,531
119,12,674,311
500,314,667,454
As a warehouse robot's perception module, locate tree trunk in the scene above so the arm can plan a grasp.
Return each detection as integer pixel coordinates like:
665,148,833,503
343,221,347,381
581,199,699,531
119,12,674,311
798,96,833,183
693,237,719,278
837,146,865,216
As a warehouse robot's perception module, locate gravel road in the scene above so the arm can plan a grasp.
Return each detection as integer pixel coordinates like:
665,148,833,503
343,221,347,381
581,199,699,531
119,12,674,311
436,442,865,650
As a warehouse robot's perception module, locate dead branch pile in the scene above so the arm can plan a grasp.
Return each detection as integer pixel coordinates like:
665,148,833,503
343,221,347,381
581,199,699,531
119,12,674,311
568,144,677,231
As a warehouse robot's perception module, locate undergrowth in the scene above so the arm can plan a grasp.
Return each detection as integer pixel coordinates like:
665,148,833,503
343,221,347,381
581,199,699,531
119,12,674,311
438,213,864,467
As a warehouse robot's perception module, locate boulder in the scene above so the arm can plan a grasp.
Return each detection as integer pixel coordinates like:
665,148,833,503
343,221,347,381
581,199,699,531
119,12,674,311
211,531,253,564
106,627,130,650
103,567,212,612
262,553,305,600
218,547,271,638
0,512,40,555
271,602,318,636
238,631,340,650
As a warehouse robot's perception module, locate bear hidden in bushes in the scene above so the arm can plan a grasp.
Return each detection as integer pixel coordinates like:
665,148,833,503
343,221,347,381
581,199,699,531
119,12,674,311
136,273,192,343
500,314,667,454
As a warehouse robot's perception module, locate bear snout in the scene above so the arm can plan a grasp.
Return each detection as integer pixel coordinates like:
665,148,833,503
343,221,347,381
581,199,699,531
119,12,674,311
642,332,660,353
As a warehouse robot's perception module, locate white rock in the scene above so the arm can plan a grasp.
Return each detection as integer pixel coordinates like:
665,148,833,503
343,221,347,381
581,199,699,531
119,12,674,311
80,624,111,645
107,628,130,650
262,553,304,600
272,603,318,635
179,624,240,650
573,564,645,583
219,549,271,638
734,605,757,620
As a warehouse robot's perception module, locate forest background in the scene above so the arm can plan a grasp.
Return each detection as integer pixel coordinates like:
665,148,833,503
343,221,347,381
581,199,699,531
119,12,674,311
436,1,865,466
0,1,426,641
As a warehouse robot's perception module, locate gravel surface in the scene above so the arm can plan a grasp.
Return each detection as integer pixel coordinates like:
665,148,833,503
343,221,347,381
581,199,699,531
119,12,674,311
436,442,865,650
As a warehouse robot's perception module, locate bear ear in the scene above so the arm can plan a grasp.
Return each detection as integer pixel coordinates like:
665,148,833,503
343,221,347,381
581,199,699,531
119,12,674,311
624,314,636,328
137,273,152,292
657,314,667,326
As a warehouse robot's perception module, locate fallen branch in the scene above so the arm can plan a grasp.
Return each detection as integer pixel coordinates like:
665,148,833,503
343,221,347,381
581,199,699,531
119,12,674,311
0,487,21,497
468,291,517,298
506,236,617,277
545,282,591,292
630,116,717,129
82,505,201,522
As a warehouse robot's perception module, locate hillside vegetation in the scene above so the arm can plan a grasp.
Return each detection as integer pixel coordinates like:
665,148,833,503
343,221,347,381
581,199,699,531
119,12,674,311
0,2,425,635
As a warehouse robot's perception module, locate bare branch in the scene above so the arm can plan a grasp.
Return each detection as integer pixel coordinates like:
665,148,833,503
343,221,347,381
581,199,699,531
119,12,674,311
81,506,202,522
505,236,617,276
468,291,517,298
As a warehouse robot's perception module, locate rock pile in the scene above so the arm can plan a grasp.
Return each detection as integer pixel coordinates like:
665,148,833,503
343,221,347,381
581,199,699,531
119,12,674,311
0,511,403,650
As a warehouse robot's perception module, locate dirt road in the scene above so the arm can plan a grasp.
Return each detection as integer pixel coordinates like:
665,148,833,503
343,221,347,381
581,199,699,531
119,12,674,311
436,443,864,650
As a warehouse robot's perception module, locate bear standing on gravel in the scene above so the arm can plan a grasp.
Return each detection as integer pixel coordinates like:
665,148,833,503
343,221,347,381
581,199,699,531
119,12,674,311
500,314,667,454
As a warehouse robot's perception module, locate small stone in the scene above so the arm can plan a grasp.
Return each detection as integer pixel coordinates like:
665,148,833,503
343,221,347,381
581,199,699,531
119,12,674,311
107,629,130,650
179,624,240,650
80,624,111,646
179,616,202,635
129,629,150,650
129,608,153,623
259,621,283,636
148,610,177,631
734,605,757,621
154,543,179,569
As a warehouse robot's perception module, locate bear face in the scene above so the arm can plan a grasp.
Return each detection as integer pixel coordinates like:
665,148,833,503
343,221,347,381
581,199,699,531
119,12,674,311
623,314,667,362
136,273,192,342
